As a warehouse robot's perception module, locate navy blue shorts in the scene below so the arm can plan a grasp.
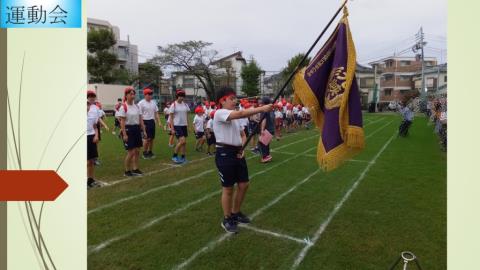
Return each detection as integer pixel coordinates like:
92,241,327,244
195,131,205,139
87,134,98,160
207,133,216,145
215,146,249,188
144,119,156,139
124,125,143,150
174,125,188,138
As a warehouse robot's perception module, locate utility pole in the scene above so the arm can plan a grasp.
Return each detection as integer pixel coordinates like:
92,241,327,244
420,27,425,100
414,27,427,109
373,64,378,112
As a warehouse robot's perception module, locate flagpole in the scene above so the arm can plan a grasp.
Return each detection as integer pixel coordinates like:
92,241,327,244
241,0,349,151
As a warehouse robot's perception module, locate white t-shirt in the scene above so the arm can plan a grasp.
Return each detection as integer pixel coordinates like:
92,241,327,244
138,99,158,120
293,107,299,115
275,111,283,119
117,103,141,125
169,101,190,126
206,119,214,131
193,114,205,132
87,104,100,136
213,109,243,146
239,117,249,128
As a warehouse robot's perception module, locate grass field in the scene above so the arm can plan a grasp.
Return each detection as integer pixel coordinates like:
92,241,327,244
87,113,446,270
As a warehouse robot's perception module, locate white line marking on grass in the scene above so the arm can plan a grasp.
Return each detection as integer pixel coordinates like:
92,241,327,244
100,130,313,188
271,150,296,155
173,120,397,269
161,163,182,168
239,224,310,246
290,133,396,269
88,170,214,215
364,117,386,127
89,136,317,215
89,147,317,253
89,191,219,254
108,156,213,186
274,134,318,151
173,169,321,270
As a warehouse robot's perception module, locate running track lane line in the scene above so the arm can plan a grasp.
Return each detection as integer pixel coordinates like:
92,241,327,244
172,169,322,270
290,132,397,269
88,134,319,215
88,146,318,253
99,129,318,187
98,118,382,188
172,119,395,270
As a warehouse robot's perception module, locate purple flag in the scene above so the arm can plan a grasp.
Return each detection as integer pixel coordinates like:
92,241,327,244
293,9,364,171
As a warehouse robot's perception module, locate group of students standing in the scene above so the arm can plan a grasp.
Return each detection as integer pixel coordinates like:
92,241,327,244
86,85,317,234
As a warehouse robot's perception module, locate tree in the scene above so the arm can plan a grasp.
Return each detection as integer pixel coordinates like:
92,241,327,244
241,59,263,97
281,53,311,96
87,29,117,83
138,61,163,89
153,41,219,100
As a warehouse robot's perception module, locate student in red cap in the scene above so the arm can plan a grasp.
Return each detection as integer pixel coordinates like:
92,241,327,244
87,90,102,188
169,89,190,164
118,87,147,177
206,110,216,156
213,87,273,233
138,88,161,159
193,106,206,152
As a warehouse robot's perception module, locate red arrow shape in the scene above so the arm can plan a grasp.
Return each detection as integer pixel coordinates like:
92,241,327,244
0,170,68,201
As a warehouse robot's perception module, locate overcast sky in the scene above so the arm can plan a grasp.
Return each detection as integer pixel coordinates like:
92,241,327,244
87,0,447,73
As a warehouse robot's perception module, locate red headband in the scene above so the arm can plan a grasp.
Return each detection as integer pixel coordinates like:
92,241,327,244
219,94,236,103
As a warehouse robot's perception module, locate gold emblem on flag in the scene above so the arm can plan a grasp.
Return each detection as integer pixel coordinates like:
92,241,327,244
325,67,347,109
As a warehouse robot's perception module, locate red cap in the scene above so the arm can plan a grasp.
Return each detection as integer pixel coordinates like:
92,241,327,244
125,86,135,95
194,106,204,114
143,88,153,95
176,89,186,96
87,90,96,96
210,110,216,118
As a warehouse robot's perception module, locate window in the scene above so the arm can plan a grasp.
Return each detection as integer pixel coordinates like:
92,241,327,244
385,60,394,67
183,78,195,88
400,89,411,95
400,61,411,66
399,75,410,81
384,89,392,96
360,78,374,88
384,74,394,81
444,75,447,82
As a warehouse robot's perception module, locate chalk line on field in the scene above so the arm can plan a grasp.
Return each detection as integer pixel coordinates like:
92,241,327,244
98,129,315,188
172,117,396,270
290,133,396,269
89,147,317,253
239,224,311,246
173,169,321,270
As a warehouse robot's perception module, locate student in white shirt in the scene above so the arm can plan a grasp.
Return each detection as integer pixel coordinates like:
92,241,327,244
118,87,147,177
213,87,273,233
169,89,190,164
87,90,101,189
206,110,216,156
138,88,161,159
193,106,206,152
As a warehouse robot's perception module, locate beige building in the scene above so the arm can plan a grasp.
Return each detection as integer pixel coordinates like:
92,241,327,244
369,56,437,106
412,63,447,97
87,18,139,76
